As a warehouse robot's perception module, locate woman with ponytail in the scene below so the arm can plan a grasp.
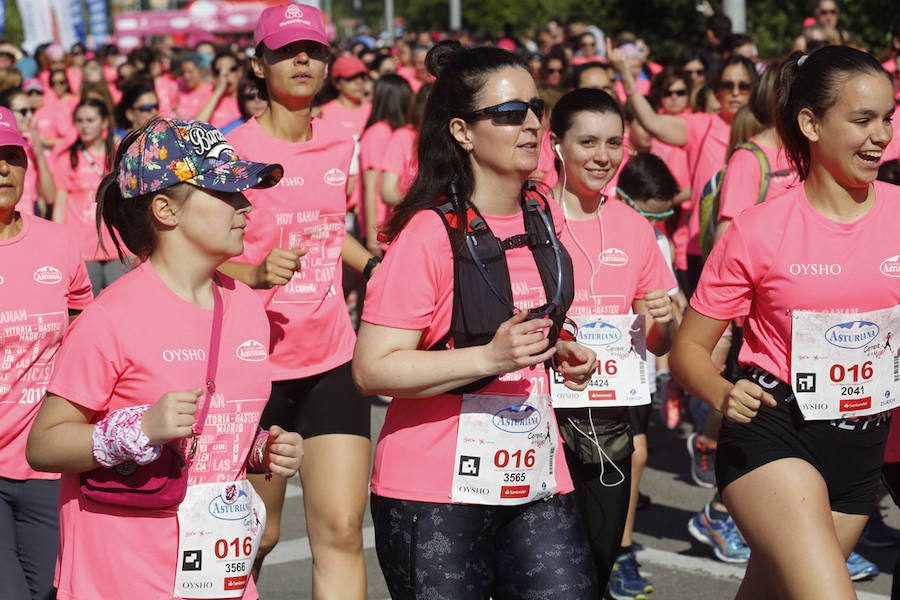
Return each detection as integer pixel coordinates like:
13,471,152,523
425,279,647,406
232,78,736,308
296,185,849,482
671,46,900,599
353,41,599,599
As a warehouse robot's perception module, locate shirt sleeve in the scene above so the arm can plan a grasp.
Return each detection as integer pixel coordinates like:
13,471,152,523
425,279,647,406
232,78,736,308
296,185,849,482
690,219,756,321
362,211,452,332
718,147,763,221
381,131,409,176
48,303,121,412
635,224,678,299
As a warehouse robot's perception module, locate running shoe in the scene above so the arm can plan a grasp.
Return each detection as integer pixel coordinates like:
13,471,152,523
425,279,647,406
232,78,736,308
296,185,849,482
687,503,751,564
846,551,879,581
687,432,716,488
608,551,653,600
859,510,900,548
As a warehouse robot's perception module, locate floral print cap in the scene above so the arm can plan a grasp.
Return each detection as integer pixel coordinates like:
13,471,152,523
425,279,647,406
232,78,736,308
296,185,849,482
118,118,283,199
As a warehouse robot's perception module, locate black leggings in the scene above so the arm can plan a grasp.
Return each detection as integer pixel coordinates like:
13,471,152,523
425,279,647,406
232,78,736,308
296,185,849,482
882,462,900,600
371,492,597,600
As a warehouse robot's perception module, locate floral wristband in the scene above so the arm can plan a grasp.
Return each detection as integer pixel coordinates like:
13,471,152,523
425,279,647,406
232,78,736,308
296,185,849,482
91,405,162,467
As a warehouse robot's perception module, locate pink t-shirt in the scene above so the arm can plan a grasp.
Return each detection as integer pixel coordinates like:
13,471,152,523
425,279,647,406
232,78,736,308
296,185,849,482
228,116,356,380
559,198,676,316
381,125,417,198
155,74,179,118
210,95,241,130
18,143,40,217
363,209,574,503
48,262,271,600
397,67,425,93
319,99,372,138
0,214,92,480
358,121,393,235
53,148,117,261
691,181,900,384
718,139,798,221
682,112,731,257
537,129,559,190
176,82,214,121
884,113,900,162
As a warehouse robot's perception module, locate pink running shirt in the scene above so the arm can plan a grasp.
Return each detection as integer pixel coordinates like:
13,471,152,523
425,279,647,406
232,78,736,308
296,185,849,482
559,198,676,316
228,116,356,380
381,125,417,199
691,181,900,384
52,148,117,261
48,262,271,600
358,121,393,235
18,143,39,217
319,99,372,138
718,139,798,221
363,209,574,503
0,214,92,480
210,95,241,130
176,82,214,121
682,112,731,257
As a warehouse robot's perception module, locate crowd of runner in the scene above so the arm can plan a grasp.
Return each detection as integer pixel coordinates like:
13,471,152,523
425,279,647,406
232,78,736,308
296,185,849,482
2,0,900,599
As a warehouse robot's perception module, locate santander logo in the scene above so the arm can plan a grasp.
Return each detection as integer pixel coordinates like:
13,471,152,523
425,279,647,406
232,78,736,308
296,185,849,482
599,248,628,267
33,266,62,285
880,255,900,278
323,168,347,186
236,340,268,362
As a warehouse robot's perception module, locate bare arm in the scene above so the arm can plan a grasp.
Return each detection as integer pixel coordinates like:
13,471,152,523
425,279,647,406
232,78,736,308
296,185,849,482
218,248,306,289
26,395,97,472
342,235,375,275
380,171,404,207
52,188,67,224
608,41,688,148
194,78,226,124
673,185,690,206
353,312,556,398
633,289,676,356
29,124,57,204
362,168,382,256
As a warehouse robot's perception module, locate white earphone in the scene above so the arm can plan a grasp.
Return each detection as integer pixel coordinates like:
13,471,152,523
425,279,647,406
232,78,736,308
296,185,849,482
554,143,562,160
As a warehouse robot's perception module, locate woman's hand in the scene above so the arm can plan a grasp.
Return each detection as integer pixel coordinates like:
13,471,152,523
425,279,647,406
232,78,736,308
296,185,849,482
140,389,202,446
265,425,303,477
554,341,598,391
606,39,635,88
254,247,306,288
719,379,776,423
643,289,674,324
484,310,556,375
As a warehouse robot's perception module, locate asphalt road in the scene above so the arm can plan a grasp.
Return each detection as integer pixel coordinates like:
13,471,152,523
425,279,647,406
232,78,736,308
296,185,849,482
256,400,898,600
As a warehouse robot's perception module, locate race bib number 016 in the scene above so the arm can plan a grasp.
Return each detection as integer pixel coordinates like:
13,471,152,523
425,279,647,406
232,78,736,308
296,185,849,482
791,306,900,420
550,314,650,409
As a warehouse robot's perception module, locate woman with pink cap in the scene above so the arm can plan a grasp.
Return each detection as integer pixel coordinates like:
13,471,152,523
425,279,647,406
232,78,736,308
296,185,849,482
27,117,303,600
219,4,378,598
0,105,92,600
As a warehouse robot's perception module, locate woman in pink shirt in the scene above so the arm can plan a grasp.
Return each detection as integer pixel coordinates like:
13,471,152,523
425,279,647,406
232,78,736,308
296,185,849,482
196,52,244,130
319,56,373,138
610,44,758,299
176,54,214,121
670,46,900,599
1,89,56,218
354,41,599,599
218,5,380,597
27,117,302,600
0,105,92,600
52,98,122,295
548,88,676,592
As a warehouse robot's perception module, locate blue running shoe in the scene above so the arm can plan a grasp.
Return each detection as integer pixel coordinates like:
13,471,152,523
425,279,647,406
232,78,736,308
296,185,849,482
687,503,750,564
608,551,653,600
846,551,879,581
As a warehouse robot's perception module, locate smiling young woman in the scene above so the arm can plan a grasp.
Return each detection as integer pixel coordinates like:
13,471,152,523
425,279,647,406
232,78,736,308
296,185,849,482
670,45,900,600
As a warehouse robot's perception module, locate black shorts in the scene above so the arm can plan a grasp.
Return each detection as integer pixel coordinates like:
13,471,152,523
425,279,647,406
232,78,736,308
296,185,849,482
717,367,890,515
260,361,371,440
630,404,652,436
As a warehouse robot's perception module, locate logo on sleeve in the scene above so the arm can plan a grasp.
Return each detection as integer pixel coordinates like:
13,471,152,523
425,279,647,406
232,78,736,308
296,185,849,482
599,248,628,266
235,340,268,362
323,168,347,186
33,266,62,285
880,255,900,277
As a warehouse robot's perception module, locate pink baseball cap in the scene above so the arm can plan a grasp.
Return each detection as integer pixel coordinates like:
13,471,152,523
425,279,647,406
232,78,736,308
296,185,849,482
254,3,328,50
331,56,368,81
0,107,29,150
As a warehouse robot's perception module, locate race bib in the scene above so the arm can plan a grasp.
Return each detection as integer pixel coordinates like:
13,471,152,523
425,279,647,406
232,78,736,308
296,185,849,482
791,306,900,420
451,394,558,505
550,314,650,408
174,480,266,599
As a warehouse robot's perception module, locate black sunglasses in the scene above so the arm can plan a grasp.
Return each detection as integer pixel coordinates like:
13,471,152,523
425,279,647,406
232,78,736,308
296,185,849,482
15,108,34,117
50,79,67,86
546,67,564,74
683,68,705,76
464,98,544,126
717,80,752,93
214,64,240,76
134,103,159,112
242,90,261,101
26,89,44,96
663,89,689,98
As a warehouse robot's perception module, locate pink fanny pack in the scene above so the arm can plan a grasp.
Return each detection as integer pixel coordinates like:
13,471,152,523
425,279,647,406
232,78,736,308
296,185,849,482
80,276,223,509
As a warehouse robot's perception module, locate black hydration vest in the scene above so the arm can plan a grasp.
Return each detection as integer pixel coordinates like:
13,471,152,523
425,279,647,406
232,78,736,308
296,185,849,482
428,188,575,394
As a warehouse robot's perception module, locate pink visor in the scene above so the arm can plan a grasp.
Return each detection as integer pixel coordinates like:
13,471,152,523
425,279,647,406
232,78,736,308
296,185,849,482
254,3,328,50
0,107,28,150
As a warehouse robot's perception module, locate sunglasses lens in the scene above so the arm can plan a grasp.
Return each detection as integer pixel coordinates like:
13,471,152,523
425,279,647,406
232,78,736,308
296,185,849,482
493,107,527,125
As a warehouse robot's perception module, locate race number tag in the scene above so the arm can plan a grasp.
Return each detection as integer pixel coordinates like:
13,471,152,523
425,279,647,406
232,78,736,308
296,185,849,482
791,306,900,420
174,480,266,599
550,314,650,409
451,394,558,505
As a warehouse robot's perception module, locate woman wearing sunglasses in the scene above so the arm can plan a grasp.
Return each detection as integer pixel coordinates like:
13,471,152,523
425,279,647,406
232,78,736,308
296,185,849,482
547,88,676,596
114,83,160,136
353,41,599,599
0,88,56,218
196,51,245,130
218,5,378,597
220,78,268,135
609,43,757,299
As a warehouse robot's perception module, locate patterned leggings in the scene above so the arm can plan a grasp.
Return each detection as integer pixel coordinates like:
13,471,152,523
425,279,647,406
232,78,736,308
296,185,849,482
371,492,598,600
